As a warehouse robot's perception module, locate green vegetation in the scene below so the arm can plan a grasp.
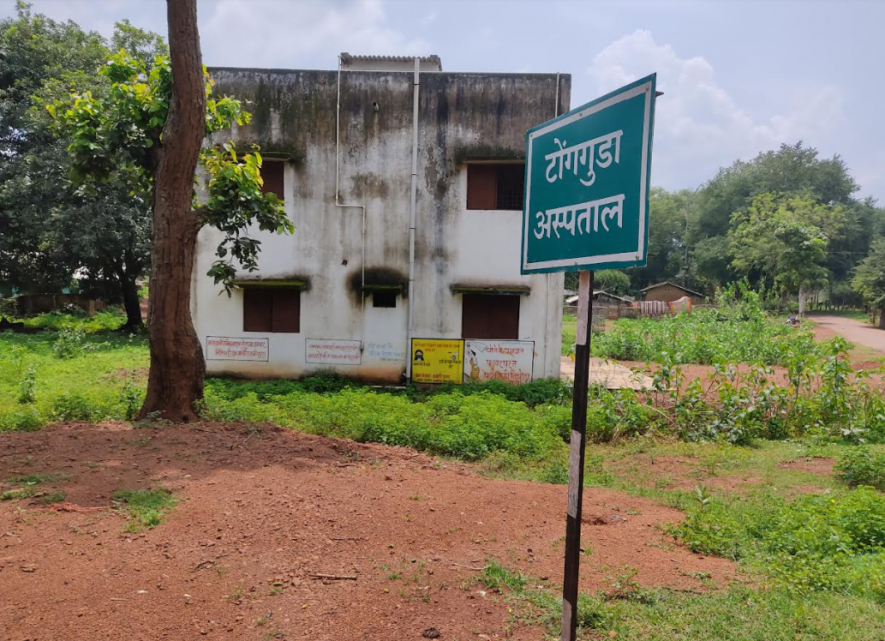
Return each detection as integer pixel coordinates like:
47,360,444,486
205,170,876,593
593,285,821,366
206,386,568,461
674,485,885,599
482,440,885,640
562,313,577,356
0,320,147,431
1,472,70,502
112,488,177,530
836,447,885,490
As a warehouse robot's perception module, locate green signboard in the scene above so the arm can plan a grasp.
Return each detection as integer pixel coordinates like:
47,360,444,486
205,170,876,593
521,74,657,274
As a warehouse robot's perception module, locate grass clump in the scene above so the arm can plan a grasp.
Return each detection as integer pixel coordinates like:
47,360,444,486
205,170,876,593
835,447,885,490
1,472,70,501
113,488,177,530
479,562,610,635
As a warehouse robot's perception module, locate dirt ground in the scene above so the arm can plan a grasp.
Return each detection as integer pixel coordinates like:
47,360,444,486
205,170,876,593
0,423,736,641
811,314,885,353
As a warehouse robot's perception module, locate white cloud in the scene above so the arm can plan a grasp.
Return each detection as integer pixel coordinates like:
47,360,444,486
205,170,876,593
587,30,845,189
201,0,430,68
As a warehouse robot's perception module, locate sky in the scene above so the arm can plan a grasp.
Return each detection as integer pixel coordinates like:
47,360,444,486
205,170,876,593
5,0,883,201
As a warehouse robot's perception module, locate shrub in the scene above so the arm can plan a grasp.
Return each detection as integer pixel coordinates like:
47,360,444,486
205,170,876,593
0,408,43,432
24,310,126,333
0,297,17,317
836,448,885,491
52,327,87,359
17,366,36,404
51,393,111,422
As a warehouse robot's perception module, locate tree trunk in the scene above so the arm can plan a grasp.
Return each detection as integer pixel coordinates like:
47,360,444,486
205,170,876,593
120,273,143,331
798,283,806,317
137,0,207,422
878,307,885,330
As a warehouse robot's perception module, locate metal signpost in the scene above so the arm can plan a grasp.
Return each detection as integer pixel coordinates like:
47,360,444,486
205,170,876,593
521,74,657,641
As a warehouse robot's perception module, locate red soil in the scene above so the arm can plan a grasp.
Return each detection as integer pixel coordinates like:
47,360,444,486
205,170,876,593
0,423,736,640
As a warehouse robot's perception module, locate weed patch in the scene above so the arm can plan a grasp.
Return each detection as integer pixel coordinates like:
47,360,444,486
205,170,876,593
674,485,885,600
836,447,885,490
113,488,177,530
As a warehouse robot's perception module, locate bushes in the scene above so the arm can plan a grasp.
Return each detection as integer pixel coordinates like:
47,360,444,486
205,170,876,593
674,485,885,600
205,387,563,461
593,286,822,366
836,448,885,490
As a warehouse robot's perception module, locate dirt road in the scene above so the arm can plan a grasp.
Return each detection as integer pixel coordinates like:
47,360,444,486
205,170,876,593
811,314,885,354
0,422,734,641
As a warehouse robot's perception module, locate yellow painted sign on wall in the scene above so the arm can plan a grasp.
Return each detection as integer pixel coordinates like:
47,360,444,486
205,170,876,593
411,338,464,384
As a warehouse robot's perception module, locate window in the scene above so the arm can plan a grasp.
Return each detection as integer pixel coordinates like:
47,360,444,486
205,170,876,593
372,290,397,308
243,288,300,333
466,163,525,211
260,160,285,201
462,294,519,339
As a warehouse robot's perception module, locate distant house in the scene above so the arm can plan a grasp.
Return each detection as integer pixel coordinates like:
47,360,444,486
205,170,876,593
640,282,705,305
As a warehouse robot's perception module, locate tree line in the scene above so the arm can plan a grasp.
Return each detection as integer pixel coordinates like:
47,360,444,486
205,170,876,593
570,143,885,322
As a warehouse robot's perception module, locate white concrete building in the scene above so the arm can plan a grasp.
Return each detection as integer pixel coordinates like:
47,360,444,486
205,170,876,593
192,55,569,385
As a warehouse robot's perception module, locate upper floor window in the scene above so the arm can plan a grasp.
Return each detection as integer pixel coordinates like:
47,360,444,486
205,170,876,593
466,163,525,211
260,160,285,201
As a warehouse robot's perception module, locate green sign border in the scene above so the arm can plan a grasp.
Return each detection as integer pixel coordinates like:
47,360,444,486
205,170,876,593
521,74,657,274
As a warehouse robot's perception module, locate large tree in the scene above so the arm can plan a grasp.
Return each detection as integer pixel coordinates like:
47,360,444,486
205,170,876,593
729,193,845,315
52,0,292,420
689,142,864,289
0,5,166,328
852,238,885,329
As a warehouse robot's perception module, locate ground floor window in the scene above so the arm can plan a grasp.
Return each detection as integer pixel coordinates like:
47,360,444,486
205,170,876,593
243,288,300,333
461,293,520,339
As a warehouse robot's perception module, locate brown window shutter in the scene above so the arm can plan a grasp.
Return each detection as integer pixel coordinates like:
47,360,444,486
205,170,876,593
271,289,300,333
462,294,520,339
261,161,285,201
466,164,496,210
243,288,273,332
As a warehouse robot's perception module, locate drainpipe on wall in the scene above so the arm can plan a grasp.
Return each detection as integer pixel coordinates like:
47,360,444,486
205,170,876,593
335,55,367,344
404,57,420,380
544,73,561,378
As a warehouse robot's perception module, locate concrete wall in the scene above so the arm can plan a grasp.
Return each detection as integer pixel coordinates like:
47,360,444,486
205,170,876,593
192,66,570,383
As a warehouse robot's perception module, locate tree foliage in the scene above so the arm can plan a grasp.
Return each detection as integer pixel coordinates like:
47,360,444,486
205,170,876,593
852,238,885,318
0,4,160,326
729,193,844,299
48,49,292,294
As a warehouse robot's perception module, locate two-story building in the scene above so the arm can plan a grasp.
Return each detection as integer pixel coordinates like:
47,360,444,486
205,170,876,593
192,54,569,385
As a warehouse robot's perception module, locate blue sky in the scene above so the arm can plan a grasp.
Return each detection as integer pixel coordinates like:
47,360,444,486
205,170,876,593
5,0,883,201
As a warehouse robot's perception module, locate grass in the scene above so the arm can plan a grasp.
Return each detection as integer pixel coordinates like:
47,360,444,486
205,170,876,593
1,472,71,501
481,558,885,641
112,488,177,531
0,313,147,431
562,313,577,356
